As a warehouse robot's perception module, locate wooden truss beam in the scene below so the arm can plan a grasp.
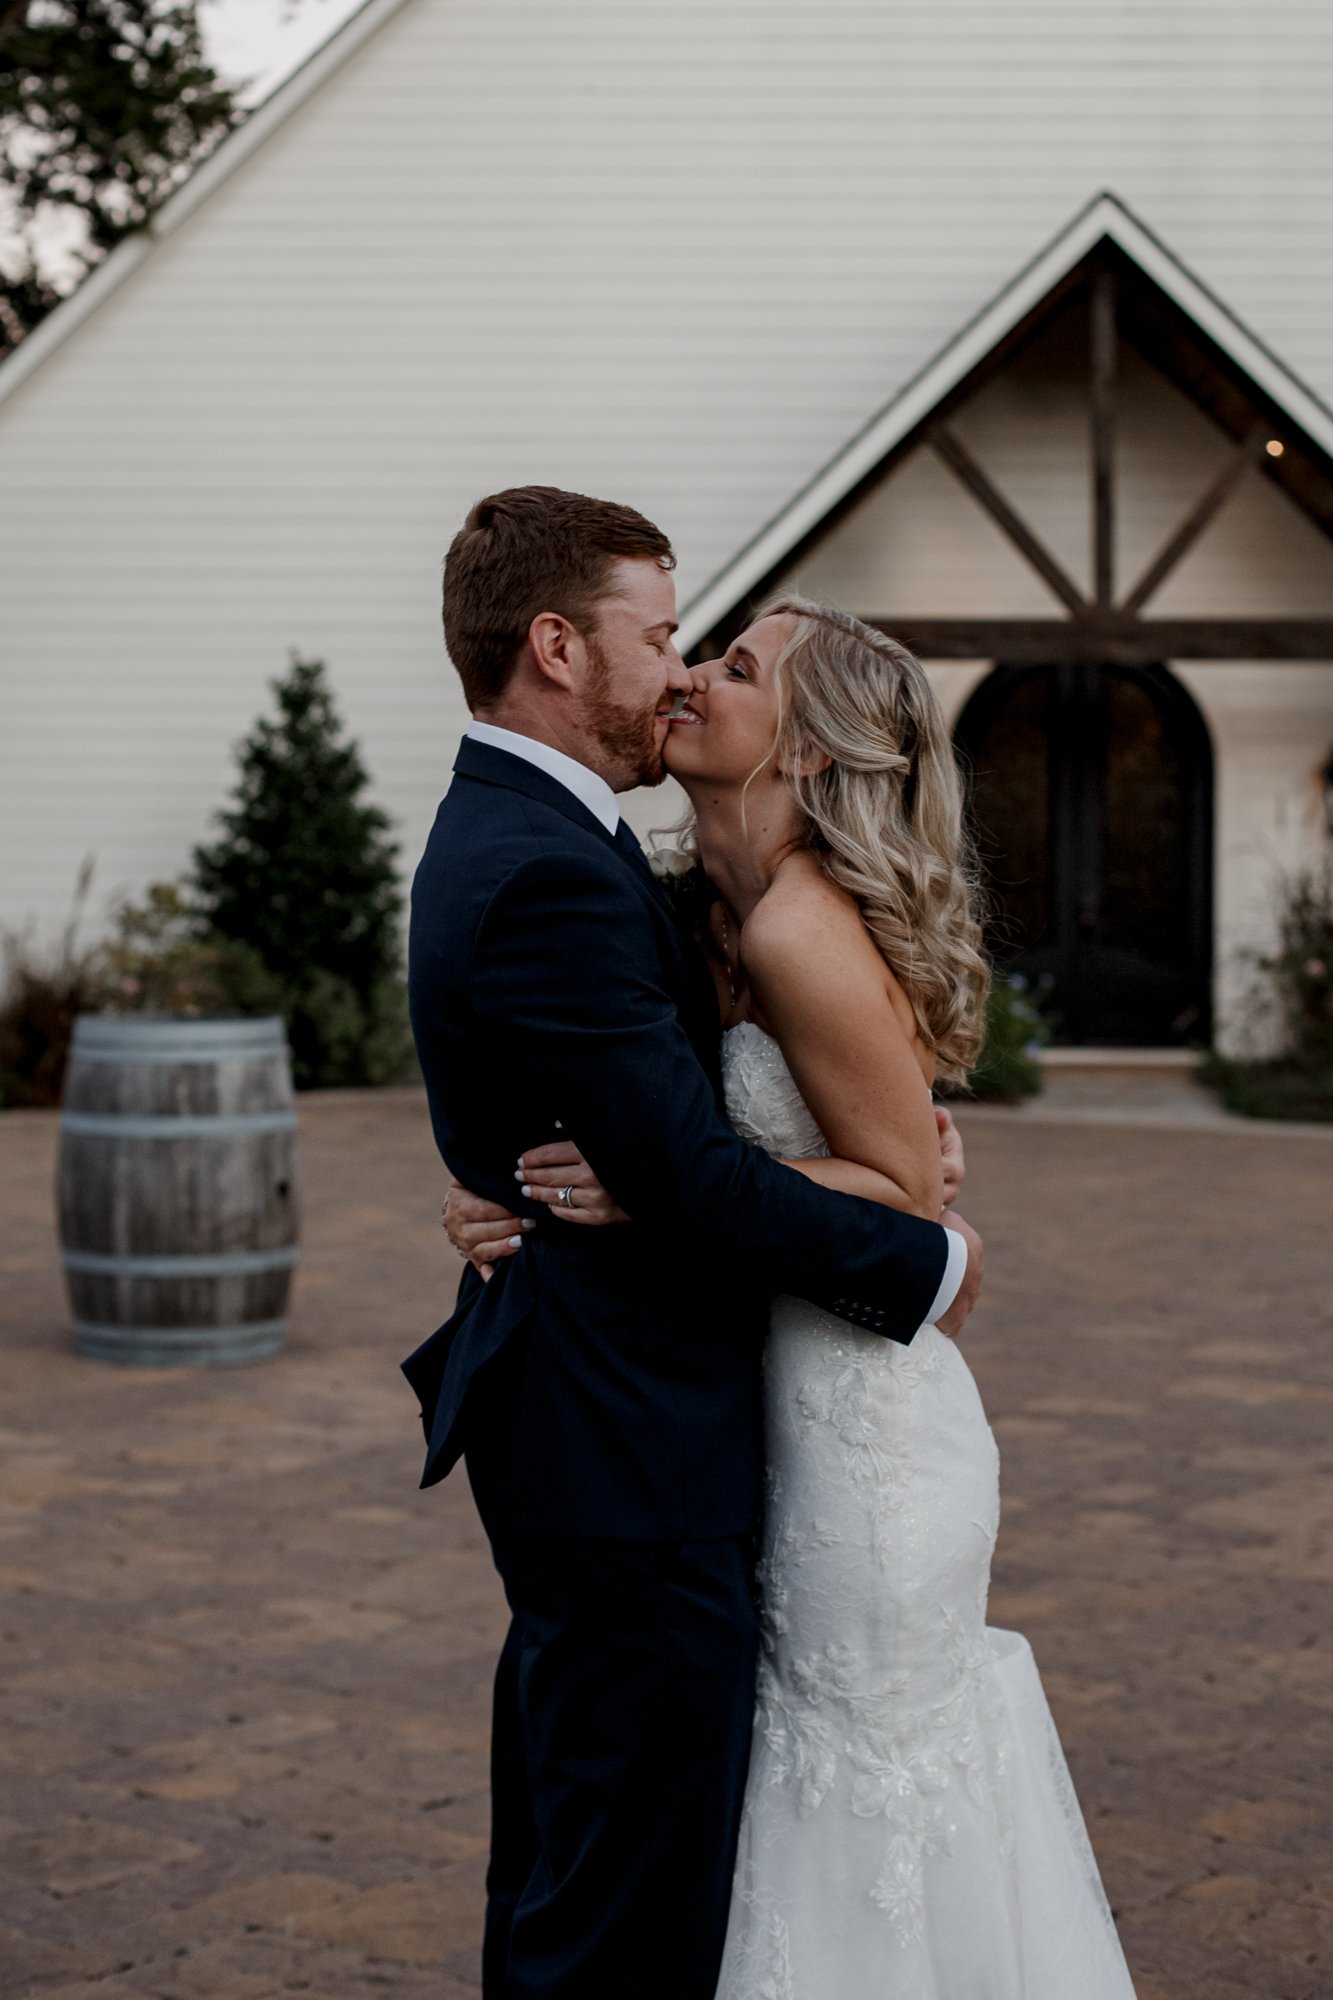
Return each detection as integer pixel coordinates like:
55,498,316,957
1090,266,1117,608
1120,422,1270,615
869,617,1333,664
929,423,1087,614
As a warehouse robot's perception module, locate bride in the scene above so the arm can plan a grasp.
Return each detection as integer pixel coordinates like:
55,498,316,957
452,598,1137,1998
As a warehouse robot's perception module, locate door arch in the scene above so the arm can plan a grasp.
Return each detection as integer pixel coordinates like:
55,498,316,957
954,663,1213,1046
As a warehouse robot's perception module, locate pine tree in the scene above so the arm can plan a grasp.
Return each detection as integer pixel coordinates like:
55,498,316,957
193,656,412,1088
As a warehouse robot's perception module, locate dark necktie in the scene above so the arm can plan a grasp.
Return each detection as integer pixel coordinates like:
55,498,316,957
617,817,719,1053
614,816,661,893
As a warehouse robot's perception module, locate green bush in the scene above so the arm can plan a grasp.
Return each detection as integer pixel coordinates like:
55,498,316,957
0,873,285,1109
1201,860,1333,1124
99,881,281,1019
0,861,103,1109
962,972,1051,1103
192,656,414,1089
1198,1052,1333,1123
1261,860,1332,1067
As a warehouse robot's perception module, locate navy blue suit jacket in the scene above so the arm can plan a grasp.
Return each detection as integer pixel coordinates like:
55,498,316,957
401,737,949,1539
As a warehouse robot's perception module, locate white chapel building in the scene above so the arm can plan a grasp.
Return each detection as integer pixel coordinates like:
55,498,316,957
3,0,1332,1052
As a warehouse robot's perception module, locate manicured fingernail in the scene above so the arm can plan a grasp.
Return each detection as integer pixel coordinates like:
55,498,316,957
508,1235,522,1249
513,1169,524,1181
520,1185,532,1199
554,1120,563,1130
521,1219,536,1230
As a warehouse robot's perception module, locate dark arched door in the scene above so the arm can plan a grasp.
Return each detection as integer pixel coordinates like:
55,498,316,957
954,663,1213,1046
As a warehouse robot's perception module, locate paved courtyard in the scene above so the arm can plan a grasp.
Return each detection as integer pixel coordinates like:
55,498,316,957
1,1090,1330,2000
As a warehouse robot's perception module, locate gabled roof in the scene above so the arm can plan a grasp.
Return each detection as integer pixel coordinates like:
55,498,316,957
0,0,416,408
677,191,1333,652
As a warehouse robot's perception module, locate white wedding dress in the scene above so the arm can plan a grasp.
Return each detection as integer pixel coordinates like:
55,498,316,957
716,1023,1137,2000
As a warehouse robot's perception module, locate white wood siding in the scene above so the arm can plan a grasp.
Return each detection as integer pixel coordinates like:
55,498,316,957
2,0,1332,949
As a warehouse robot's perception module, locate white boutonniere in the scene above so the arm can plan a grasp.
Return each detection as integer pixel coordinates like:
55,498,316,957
648,847,710,924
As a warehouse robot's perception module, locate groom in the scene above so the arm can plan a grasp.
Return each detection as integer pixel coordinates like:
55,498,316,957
402,486,982,1998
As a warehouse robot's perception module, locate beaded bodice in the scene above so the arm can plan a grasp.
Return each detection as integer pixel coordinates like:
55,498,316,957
721,1020,830,1163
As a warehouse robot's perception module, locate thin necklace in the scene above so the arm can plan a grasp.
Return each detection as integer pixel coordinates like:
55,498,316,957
717,904,742,1016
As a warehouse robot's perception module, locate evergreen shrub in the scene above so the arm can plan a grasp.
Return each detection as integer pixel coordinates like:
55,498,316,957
191,656,414,1089
961,973,1051,1103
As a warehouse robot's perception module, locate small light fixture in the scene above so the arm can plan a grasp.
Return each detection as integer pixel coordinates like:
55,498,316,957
1266,438,1285,458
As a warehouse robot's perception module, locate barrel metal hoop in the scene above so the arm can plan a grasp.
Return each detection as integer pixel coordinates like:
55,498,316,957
70,1017,288,1061
60,1111,298,1139
70,1044,293,1066
63,1247,299,1278
73,1317,287,1364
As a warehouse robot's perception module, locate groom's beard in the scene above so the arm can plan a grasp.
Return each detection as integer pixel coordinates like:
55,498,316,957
584,636,669,790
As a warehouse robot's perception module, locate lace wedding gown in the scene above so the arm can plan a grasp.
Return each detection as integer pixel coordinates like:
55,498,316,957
716,1023,1137,2000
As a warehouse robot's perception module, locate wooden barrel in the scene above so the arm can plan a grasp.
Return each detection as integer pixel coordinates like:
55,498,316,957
57,1015,299,1366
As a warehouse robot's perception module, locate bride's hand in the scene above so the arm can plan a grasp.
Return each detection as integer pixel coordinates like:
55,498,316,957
516,1141,630,1226
935,1105,965,1209
442,1180,532,1281
936,1211,983,1338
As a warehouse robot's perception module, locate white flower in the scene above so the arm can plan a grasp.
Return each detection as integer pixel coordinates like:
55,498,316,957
648,848,695,882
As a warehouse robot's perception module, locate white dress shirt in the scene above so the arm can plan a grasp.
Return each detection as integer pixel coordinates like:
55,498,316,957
466,719,620,835
463,720,967,1332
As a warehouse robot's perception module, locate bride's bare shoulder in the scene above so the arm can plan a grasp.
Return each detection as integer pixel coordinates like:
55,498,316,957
741,853,870,967
742,854,924,1057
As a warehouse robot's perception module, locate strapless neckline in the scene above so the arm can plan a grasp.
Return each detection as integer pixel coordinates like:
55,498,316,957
720,1019,830,1163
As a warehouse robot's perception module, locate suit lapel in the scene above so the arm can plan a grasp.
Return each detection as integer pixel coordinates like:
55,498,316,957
452,736,722,1064
452,736,619,846
614,818,671,907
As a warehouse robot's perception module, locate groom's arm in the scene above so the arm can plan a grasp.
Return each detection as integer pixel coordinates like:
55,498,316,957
471,847,954,1344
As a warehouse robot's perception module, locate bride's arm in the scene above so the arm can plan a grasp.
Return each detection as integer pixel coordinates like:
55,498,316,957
743,871,944,1223
776,1151,933,1215
443,872,948,1267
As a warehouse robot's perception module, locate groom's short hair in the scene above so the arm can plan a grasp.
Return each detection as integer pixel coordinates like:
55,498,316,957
443,486,675,710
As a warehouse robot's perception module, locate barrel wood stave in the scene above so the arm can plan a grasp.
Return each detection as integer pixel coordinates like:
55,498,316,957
58,1130,298,1258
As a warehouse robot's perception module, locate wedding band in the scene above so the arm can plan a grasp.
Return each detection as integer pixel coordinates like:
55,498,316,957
558,1184,576,1208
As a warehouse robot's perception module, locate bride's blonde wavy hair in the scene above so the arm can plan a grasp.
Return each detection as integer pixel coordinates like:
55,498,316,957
723,598,989,1080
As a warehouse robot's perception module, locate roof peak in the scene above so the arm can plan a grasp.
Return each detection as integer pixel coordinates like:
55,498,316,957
678,191,1333,649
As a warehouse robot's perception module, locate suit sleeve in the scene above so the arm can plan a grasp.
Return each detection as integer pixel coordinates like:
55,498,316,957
471,848,949,1345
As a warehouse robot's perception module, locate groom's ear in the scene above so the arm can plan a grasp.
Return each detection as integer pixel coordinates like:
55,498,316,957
527,611,582,691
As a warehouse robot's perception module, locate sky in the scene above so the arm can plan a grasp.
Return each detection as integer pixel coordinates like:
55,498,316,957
201,0,363,105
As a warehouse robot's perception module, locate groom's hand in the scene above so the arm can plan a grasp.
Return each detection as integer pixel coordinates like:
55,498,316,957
935,1211,983,1340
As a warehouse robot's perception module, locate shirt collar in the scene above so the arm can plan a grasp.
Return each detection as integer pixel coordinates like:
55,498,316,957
464,721,620,837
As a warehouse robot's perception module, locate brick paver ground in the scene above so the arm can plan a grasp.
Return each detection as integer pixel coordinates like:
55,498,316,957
1,1091,1330,2000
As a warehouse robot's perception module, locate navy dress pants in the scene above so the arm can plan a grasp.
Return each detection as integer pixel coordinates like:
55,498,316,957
478,1525,760,1999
